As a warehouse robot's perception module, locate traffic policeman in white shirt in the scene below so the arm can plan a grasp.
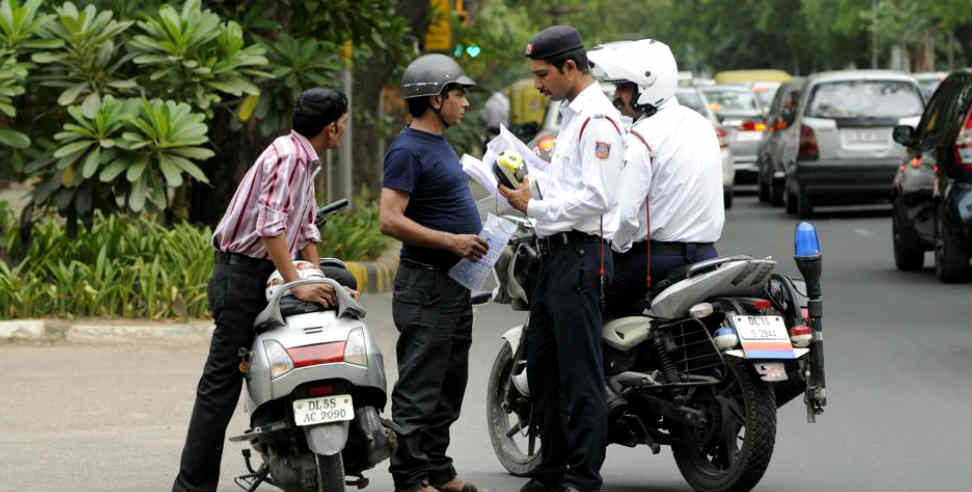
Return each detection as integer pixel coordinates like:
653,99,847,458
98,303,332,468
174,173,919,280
498,24,624,492
588,39,725,319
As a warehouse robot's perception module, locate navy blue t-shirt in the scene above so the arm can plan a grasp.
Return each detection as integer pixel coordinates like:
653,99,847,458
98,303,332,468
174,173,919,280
383,126,482,268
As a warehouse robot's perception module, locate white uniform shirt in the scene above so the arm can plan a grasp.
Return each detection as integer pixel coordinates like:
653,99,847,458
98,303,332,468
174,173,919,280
613,98,725,253
527,82,624,239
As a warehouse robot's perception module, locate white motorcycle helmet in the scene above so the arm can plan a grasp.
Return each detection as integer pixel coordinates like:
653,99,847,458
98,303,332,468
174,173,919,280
588,39,678,111
265,260,327,301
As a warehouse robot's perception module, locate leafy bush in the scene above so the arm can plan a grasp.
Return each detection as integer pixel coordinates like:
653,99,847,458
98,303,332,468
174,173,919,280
0,199,389,320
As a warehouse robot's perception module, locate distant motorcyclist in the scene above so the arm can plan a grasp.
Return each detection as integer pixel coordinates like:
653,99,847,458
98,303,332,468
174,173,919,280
588,40,725,319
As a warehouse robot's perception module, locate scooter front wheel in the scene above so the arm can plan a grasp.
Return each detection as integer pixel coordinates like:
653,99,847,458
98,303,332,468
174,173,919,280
314,453,345,492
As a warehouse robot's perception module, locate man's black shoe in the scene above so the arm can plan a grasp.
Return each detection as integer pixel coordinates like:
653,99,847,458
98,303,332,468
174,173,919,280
520,478,564,492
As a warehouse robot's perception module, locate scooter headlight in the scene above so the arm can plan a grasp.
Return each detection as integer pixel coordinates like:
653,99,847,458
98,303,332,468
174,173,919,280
264,340,294,378
344,328,368,367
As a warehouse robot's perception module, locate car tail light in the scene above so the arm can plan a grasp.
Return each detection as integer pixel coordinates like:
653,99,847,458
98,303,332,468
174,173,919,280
740,120,767,132
715,125,729,149
287,341,346,368
798,124,819,161
955,106,972,170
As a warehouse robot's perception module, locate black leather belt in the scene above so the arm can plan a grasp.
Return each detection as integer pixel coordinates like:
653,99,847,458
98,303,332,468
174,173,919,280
214,251,273,268
635,240,715,256
536,230,602,257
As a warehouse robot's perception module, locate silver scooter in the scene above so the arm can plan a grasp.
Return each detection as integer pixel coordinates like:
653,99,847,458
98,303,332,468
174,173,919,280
230,200,395,492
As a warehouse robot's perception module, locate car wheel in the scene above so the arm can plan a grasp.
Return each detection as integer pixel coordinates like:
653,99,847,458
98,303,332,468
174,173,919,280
784,179,797,215
935,208,971,283
796,186,813,219
770,178,784,207
757,172,769,203
893,197,924,271
724,187,734,209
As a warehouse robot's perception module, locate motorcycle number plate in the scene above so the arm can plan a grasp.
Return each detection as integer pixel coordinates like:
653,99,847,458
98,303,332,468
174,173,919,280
731,315,795,359
292,394,354,426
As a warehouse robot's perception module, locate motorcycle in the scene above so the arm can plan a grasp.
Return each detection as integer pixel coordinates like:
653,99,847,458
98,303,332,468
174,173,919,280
229,199,395,492
483,216,827,492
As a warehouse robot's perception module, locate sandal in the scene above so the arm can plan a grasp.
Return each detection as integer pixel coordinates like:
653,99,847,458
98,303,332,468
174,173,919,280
432,477,486,492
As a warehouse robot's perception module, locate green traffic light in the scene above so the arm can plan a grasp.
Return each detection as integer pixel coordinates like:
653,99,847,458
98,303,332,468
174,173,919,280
453,43,464,57
465,44,481,58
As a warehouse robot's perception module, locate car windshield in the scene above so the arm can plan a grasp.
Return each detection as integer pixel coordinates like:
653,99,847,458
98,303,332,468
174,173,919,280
917,79,942,101
806,80,923,119
701,88,760,113
753,86,778,107
676,90,709,118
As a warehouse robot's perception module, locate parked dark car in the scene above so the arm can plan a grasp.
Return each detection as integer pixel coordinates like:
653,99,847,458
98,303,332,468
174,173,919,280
780,70,924,218
756,77,805,205
891,68,972,282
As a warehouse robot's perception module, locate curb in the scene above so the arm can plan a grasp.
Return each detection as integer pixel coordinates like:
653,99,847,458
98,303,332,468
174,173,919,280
345,241,400,294
0,319,214,344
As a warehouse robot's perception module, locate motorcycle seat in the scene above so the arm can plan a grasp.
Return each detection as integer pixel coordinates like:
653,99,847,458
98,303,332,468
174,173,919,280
650,256,754,298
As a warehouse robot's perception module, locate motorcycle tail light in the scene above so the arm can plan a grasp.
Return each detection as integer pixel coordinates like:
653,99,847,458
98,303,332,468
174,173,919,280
790,325,812,347
287,341,346,368
265,340,295,378
344,328,368,367
752,299,772,311
308,385,334,397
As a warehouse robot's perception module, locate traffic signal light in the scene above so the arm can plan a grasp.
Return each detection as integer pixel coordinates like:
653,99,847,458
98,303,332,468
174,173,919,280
452,42,481,59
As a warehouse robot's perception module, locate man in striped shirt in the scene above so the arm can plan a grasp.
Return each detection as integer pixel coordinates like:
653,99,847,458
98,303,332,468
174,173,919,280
172,88,349,492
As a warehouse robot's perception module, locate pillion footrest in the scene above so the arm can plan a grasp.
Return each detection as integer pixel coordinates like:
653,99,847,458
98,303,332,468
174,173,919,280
228,420,290,442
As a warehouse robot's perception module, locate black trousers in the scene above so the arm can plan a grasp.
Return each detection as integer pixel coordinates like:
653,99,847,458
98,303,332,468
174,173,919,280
527,237,612,491
172,260,274,492
605,241,718,320
389,261,473,492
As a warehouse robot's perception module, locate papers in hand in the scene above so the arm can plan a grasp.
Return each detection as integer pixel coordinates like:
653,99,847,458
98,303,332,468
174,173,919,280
448,213,517,291
460,124,549,202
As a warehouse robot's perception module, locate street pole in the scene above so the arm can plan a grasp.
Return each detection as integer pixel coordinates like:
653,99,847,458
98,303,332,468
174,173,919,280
337,42,353,203
871,0,878,68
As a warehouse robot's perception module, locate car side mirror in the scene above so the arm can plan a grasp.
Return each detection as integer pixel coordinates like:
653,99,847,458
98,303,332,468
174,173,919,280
781,107,796,126
892,125,917,147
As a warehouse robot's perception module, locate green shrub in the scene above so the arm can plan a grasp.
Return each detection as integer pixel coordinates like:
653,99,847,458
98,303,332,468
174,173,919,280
0,200,388,320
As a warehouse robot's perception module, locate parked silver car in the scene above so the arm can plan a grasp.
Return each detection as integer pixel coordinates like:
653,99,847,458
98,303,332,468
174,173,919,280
779,70,924,218
676,87,736,208
701,84,766,183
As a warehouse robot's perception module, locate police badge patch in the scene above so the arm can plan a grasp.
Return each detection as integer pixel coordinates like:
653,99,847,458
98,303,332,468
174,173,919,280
594,141,611,160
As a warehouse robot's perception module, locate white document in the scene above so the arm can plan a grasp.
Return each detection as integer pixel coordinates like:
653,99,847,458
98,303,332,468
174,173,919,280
448,213,518,291
461,123,550,202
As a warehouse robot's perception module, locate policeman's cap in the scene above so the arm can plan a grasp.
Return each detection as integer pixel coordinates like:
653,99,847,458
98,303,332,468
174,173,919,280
524,25,584,60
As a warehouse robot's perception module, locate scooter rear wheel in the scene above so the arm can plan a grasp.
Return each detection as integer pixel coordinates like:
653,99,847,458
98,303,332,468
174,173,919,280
314,453,345,492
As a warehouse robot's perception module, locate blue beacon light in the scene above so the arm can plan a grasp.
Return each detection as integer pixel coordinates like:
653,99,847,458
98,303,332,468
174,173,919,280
794,221,821,258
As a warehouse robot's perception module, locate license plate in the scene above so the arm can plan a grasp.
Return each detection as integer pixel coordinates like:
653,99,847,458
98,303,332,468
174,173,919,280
843,128,887,145
736,131,763,142
731,315,795,359
293,394,354,426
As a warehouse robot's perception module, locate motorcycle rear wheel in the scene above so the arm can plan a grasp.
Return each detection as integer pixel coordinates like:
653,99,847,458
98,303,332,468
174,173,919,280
486,343,542,476
672,357,777,492
314,453,345,492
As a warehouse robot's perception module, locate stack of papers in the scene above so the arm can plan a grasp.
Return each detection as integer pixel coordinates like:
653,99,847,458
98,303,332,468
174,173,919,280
460,124,550,203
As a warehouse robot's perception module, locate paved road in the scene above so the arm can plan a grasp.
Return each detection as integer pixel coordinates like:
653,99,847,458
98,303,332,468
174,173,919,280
1,195,970,492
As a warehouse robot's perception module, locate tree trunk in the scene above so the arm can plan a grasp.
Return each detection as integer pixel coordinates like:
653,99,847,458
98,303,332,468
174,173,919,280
350,0,429,195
